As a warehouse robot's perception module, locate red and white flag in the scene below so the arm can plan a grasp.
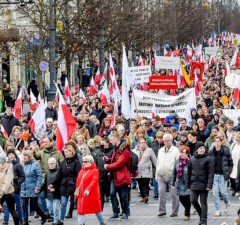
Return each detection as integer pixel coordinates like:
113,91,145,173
110,101,118,128
234,77,240,108
209,55,215,65
28,99,46,133
164,47,168,56
0,125,8,138
225,61,230,76
64,77,71,104
79,89,86,101
13,90,22,120
100,64,108,86
195,71,201,97
37,93,41,103
56,87,77,151
89,76,97,95
230,48,238,66
138,55,144,66
94,68,101,86
187,45,193,56
30,89,37,105
98,81,110,105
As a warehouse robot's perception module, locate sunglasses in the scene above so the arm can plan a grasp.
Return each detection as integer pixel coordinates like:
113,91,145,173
83,161,89,163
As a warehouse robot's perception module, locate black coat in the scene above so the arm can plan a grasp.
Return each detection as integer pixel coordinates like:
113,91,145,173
45,107,58,121
42,168,61,199
1,114,21,135
52,155,81,196
86,120,97,138
188,142,197,156
208,146,233,180
96,144,114,182
188,151,214,191
12,157,26,193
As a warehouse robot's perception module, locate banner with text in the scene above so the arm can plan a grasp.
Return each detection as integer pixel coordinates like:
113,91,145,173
132,88,196,123
130,65,151,84
155,56,180,70
204,47,219,56
149,75,178,89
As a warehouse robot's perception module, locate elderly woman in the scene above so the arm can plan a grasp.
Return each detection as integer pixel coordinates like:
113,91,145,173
172,146,191,221
132,138,156,203
50,141,81,224
75,155,106,225
0,154,19,225
21,150,47,225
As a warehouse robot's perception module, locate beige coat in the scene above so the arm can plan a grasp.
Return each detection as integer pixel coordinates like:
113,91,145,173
0,163,14,197
12,86,29,100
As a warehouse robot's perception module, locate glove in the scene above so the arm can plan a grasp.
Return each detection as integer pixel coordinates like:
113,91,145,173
84,190,89,196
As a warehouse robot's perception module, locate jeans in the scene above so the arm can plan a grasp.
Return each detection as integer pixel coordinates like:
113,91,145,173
38,191,49,214
60,195,69,221
190,190,208,221
212,174,230,211
110,180,129,215
46,199,60,223
4,193,23,222
77,212,104,225
152,178,159,194
1,193,19,225
22,197,45,223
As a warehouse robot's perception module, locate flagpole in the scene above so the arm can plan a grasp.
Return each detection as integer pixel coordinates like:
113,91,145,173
131,89,138,117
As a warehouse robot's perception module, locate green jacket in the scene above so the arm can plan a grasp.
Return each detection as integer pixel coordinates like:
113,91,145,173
34,147,64,176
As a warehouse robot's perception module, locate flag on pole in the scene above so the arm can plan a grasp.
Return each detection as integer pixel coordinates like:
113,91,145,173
138,55,144,66
37,93,42,103
110,101,118,128
234,77,240,108
94,68,101,86
180,62,191,86
56,87,77,151
79,89,86,102
98,81,110,105
28,99,46,133
121,45,132,119
0,125,8,138
64,77,71,104
230,48,238,66
152,102,157,119
225,61,230,76
13,90,22,120
100,64,108,86
89,76,97,95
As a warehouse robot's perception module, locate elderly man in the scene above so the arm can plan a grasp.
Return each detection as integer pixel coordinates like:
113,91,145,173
156,133,180,217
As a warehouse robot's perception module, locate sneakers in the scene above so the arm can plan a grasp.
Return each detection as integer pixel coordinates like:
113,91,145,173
183,216,190,221
214,210,221,217
224,203,230,213
120,213,128,220
108,214,119,220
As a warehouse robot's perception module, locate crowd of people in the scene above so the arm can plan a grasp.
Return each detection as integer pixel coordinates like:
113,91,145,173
0,36,240,225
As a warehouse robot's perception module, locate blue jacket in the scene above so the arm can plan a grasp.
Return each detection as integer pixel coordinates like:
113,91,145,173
21,159,42,198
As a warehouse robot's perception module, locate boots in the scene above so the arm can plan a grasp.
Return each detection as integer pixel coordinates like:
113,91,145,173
65,211,73,219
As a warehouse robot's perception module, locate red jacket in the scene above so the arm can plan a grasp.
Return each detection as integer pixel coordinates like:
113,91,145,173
76,163,102,215
105,141,131,187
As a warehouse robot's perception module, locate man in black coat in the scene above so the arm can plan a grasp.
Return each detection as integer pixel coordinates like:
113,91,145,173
188,141,214,225
45,101,58,121
0,107,21,135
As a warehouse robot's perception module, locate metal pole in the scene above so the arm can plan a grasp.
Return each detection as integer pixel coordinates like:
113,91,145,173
217,0,220,37
47,0,57,100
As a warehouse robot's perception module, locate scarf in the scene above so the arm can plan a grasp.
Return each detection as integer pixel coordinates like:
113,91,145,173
21,133,31,141
177,157,189,178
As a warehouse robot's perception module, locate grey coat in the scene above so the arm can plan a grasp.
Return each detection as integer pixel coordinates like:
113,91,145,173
132,147,157,179
172,160,190,196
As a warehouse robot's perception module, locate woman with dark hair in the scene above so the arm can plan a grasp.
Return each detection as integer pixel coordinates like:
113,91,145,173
172,146,191,221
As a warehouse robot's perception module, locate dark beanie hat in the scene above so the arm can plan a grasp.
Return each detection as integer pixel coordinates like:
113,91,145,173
196,141,205,150
7,149,17,158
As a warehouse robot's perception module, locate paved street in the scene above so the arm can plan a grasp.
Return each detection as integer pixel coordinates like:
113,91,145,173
5,187,240,225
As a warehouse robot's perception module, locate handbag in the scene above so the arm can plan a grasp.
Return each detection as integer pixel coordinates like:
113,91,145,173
74,170,89,197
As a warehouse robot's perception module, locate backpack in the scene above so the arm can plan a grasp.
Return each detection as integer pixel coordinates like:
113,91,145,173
129,151,139,176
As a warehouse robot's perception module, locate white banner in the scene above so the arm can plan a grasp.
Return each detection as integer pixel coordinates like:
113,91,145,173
130,65,151,84
155,56,180,70
132,88,196,124
213,109,240,126
204,47,219,56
